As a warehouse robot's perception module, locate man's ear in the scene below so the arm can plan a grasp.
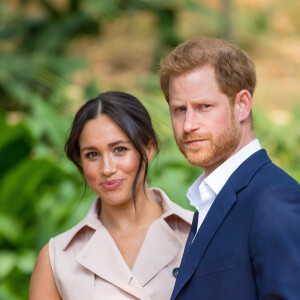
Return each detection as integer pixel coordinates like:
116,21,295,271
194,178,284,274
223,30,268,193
235,89,253,122
146,140,157,163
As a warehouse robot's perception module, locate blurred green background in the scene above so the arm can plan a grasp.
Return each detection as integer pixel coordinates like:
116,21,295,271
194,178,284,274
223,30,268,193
0,0,299,299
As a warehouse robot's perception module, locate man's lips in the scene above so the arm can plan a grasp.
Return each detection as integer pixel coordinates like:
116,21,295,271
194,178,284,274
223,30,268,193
101,179,123,190
184,139,207,145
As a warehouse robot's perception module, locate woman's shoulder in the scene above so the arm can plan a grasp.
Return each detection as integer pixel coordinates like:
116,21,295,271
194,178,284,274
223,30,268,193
30,243,62,300
50,197,101,251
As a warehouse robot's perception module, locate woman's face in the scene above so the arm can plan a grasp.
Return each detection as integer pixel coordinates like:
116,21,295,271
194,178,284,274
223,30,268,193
79,114,146,208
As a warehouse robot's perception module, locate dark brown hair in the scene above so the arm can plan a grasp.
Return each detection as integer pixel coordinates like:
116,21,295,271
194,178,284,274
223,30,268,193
160,37,256,103
65,91,159,204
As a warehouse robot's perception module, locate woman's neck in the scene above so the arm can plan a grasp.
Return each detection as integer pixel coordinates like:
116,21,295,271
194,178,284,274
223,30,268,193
99,186,163,232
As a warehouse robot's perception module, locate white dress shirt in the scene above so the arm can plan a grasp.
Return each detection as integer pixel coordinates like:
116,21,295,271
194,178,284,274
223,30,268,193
187,139,262,234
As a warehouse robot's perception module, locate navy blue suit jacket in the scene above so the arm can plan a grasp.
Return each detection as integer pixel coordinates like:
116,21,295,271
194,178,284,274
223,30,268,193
171,149,300,300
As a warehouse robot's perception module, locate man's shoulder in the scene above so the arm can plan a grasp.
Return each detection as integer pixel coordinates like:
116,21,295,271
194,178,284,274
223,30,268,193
253,155,299,188
226,149,299,199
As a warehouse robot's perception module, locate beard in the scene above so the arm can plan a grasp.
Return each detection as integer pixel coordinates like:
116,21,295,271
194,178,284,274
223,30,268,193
176,116,241,171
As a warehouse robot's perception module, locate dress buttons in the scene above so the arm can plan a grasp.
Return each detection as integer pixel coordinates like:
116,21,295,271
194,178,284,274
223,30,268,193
172,267,179,278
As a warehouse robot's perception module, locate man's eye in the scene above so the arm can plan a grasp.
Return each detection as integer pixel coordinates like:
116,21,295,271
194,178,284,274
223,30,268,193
202,104,212,110
176,107,186,113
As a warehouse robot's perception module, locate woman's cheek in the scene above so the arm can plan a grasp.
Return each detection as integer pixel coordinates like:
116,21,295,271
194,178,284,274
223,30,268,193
83,163,98,182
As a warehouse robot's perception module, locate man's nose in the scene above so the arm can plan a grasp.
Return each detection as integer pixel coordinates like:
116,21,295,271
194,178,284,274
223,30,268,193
183,108,200,133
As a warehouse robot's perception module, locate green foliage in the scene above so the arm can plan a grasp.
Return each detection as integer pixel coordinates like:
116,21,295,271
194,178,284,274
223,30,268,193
0,1,299,299
0,1,87,113
0,115,32,177
0,112,70,299
254,106,300,181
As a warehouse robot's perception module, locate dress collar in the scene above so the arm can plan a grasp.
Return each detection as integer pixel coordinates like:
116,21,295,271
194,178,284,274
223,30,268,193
61,187,192,250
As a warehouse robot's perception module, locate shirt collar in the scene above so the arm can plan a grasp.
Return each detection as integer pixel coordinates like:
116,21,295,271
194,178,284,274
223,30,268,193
187,139,261,208
186,173,206,210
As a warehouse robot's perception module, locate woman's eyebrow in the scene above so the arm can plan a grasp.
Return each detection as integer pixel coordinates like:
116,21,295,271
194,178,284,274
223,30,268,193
108,140,131,147
80,146,97,152
80,140,131,152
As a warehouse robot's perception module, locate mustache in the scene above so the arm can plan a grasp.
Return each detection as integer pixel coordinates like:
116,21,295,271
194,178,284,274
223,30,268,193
180,132,212,143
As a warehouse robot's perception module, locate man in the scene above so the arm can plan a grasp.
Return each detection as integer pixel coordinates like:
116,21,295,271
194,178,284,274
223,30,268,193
160,37,300,299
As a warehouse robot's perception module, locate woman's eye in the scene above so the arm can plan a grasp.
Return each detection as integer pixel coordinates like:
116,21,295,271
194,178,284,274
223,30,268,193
86,152,98,158
202,104,212,110
114,147,127,154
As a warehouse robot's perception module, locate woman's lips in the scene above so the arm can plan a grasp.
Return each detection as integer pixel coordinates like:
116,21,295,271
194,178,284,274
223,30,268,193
101,179,123,190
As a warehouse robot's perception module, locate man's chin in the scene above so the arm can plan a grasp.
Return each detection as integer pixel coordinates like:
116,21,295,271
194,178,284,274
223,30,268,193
178,146,212,167
184,154,207,168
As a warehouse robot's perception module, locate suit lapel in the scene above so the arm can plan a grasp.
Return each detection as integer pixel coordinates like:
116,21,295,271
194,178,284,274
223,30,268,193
179,211,198,267
171,149,272,299
172,182,237,299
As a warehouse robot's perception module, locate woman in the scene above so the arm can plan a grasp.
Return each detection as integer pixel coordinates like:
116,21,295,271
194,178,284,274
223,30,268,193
29,91,193,300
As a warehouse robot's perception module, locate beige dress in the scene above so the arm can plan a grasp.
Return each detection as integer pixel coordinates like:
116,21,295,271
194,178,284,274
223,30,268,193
49,188,193,300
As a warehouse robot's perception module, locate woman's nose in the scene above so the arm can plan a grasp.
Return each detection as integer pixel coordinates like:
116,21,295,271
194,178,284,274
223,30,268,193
101,155,117,176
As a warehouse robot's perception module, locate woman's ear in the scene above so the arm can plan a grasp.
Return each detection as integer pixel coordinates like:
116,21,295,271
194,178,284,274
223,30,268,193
146,140,157,163
234,89,253,122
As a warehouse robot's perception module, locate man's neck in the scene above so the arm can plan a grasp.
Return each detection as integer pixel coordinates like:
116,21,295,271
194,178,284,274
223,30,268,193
204,135,256,177
201,139,262,196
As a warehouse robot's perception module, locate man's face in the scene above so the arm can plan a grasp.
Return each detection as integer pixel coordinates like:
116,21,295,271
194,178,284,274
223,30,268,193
168,65,242,174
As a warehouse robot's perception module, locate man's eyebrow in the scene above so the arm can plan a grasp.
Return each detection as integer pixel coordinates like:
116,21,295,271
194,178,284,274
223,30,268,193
169,100,184,107
170,97,216,105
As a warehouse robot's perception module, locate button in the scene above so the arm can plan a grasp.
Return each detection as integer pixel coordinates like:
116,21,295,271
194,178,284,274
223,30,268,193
172,267,179,278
